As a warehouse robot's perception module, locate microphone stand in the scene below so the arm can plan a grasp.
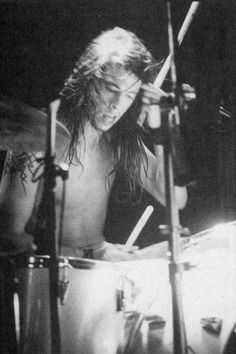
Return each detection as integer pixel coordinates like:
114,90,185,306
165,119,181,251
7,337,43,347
149,2,199,352
46,102,62,354
36,101,68,354
162,114,188,354
43,101,61,354
162,2,189,353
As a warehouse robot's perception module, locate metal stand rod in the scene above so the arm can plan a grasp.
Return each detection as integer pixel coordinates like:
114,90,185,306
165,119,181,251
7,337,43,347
154,1,200,89
37,101,61,354
164,2,190,353
44,156,61,354
162,109,188,354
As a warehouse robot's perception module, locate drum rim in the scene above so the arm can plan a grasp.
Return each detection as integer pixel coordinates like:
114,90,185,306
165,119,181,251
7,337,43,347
14,254,111,269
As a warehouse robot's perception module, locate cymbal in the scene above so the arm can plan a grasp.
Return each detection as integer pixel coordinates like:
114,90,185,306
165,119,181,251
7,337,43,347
0,97,70,153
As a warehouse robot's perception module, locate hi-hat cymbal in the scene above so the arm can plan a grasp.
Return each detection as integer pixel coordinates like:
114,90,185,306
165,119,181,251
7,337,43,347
0,97,70,153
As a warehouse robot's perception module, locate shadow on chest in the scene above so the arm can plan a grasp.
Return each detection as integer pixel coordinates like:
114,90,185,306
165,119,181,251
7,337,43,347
57,148,115,203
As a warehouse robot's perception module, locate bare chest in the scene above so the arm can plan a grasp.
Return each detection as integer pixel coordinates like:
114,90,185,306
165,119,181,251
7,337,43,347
56,147,115,211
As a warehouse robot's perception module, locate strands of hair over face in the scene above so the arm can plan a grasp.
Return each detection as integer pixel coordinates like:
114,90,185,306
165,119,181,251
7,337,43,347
58,27,160,201
108,96,148,204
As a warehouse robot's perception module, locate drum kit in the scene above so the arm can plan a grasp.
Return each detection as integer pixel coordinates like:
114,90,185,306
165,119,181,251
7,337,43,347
5,216,236,354
1,2,236,354
0,98,236,354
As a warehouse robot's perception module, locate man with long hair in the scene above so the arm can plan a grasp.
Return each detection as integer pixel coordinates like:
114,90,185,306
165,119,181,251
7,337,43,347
0,27,187,261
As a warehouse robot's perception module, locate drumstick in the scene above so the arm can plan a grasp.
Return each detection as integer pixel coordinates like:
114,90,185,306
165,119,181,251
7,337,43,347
49,99,61,155
125,205,154,250
154,1,200,88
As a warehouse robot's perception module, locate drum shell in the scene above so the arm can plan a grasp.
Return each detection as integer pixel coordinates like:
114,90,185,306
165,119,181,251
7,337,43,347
115,221,236,354
15,257,125,354
15,221,236,354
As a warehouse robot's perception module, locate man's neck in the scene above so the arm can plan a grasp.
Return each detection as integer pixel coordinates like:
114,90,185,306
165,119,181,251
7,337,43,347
80,121,111,150
82,121,100,147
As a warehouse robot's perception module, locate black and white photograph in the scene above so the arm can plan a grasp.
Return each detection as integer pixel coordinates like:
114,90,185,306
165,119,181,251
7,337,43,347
0,0,236,353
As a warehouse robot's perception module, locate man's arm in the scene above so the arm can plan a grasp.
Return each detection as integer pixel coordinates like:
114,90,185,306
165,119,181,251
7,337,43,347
0,151,40,252
139,85,187,210
140,144,187,209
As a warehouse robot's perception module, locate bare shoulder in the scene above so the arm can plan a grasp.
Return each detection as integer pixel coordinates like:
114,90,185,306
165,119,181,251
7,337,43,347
0,150,42,200
0,150,43,233
3,150,41,180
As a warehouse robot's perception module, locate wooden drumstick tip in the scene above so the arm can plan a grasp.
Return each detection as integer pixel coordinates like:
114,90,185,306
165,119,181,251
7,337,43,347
125,205,154,250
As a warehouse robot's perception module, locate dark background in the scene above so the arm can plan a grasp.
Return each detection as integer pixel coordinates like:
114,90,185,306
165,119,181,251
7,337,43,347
0,0,235,247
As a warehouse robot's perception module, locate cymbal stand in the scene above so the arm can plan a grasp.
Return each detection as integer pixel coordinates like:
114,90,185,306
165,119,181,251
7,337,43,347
162,2,189,353
36,101,68,354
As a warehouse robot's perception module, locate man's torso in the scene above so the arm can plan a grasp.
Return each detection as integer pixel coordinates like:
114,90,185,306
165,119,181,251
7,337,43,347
55,142,115,253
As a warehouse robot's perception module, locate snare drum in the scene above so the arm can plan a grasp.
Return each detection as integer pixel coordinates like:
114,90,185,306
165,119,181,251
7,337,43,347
15,256,127,354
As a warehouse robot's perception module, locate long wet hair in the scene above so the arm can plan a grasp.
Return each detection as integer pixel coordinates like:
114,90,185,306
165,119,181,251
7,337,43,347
58,27,158,201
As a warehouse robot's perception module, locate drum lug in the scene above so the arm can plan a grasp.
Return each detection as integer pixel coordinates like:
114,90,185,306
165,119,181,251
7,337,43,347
58,258,71,305
116,275,133,312
58,280,70,305
201,317,223,334
116,287,132,312
116,289,125,312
